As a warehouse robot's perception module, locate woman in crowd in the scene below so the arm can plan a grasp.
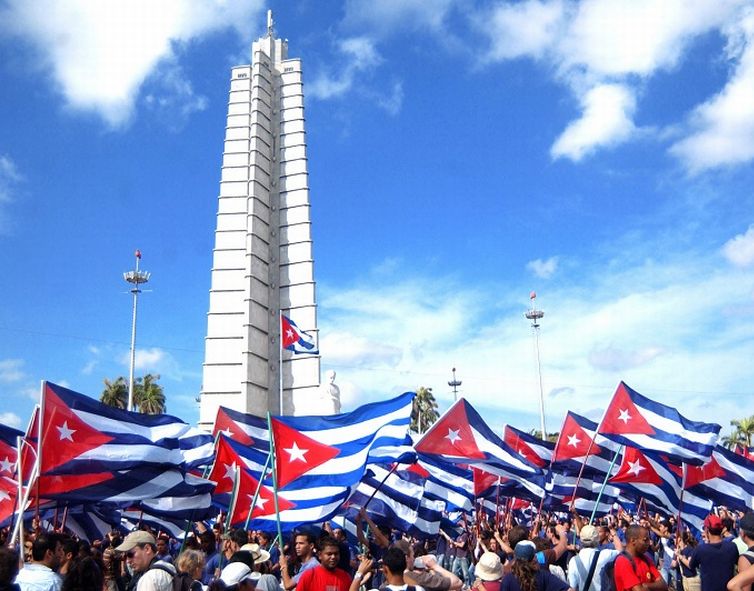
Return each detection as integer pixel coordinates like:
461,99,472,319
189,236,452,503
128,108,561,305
500,542,569,591
176,549,206,591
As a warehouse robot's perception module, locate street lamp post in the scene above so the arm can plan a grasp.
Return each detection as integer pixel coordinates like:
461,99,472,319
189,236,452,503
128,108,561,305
123,250,150,412
448,367,462,402
525,292,546,440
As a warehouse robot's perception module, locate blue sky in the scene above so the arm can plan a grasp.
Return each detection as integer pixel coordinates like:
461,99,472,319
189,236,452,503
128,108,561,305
1,0,753,440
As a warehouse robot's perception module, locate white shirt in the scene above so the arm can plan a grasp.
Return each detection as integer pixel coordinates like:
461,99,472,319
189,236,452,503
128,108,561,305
15,563,63,591
568,547,620,591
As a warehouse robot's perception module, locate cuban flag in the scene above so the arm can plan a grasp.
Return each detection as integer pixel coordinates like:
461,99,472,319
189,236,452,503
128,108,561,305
213,406,270,451
270,391,415,491
413,453,474,512
684,445,754,513
414,398,545,499
346,465,425,534
545,472,620,517
609,446,711,532
281,313,319,355
599,382,720,466
552,411,623,477
38,382,214,475
503,425,554,468
0,424,22,478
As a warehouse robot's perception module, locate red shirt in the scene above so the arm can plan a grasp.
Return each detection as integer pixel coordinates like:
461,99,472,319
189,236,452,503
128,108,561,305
296,564,352,591
614,553,662,591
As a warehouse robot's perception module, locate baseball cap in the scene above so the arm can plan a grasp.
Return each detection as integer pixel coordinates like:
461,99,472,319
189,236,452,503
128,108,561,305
514,540,536,561
115,531,156,553
219,562,260,586
579,525,598,544
704,514,723,532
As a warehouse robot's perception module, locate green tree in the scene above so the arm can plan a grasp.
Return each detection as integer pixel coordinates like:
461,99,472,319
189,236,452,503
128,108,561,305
411,386,439,434
529,429,560,443
100,377,128,409
101,374,166,414
134,373,166,415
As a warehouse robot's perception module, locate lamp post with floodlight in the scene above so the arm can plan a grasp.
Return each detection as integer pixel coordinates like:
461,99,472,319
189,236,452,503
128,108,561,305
123,250,150,412
525,292,546,440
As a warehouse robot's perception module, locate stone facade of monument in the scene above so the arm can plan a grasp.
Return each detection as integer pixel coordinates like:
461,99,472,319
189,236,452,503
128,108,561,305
199,17,320,427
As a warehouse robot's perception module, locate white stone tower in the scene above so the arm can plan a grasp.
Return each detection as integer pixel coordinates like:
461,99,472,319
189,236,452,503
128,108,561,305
199,12,320,427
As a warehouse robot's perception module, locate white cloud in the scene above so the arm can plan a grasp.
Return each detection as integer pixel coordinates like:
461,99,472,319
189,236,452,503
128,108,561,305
477,0,565,62
527,256,559,279
670,8,754,171
472,0,750,164
0,154,22,234
0,359,25,383
0,412,21,428
588,345,664,372
308,37,383,101
0,0,264,127
342,0,456,37
722,224,754,267
551,83,637,160
132,347,167,370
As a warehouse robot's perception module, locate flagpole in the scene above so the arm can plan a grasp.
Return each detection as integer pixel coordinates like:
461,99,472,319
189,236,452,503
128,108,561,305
361,463,400,512
570,402,613,511
279,313,284,415
267,412,285,549
34,381,45,528
224,464,242,533
244,452,272,530
589,444,623,523
15,434,24,554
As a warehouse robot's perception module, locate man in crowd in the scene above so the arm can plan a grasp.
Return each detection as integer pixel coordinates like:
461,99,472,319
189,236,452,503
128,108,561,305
15,533,64,591
613,525,667,591
117,530,176,591
686,515,739,591
280,532,319,590
295,537,351,591
206,528,247,582
568,524,622,591
392,539,462,591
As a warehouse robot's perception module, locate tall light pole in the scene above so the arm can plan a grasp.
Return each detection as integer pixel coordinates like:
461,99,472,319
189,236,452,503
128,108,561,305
525,291,547,440
448,367,462,402
124,250,150,412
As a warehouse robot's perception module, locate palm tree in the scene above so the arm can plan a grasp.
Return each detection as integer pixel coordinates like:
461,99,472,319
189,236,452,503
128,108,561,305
529,429,560,443
411,386,439,434
730,416,754,448
135,373,166,414
100,377,128,409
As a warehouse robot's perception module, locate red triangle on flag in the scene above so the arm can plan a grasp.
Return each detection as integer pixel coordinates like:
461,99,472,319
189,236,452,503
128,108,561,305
231,470,296,525
600,382,656,436
684,456,727,489
473,467,499,496
280,316,300,349
610,447,663,485
553,414,602,461
414,400,486,459
207,436,248,495
271,419,340,489
213,409,255,446
0,476,17,523
41,384,114,473
503,427,548,468
36,472,114,498
407,463,431,479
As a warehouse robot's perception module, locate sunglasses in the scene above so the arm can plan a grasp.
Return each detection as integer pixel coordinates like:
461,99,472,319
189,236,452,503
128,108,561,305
125,550,137,558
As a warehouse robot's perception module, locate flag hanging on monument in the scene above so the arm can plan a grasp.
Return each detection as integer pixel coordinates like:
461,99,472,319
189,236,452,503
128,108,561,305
280,314,319,355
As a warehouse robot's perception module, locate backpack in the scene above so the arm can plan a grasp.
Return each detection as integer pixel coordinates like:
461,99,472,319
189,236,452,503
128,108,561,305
600,552,635,591
149,563,194,591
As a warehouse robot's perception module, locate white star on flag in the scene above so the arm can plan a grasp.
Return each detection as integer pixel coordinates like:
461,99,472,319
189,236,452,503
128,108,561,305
445,428,461,444
284,441,309,463
256,496,267,510
518,448,527,457
0,457,12,473
627,459,645,476
285,328,295,339
0,490,9,502
618,409,632,424
223,427,234,437
567,434,581,447
57,421,76,442
223,462,238,481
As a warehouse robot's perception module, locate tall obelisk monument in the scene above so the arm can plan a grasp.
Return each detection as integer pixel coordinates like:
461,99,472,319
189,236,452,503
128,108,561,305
199,12,320,427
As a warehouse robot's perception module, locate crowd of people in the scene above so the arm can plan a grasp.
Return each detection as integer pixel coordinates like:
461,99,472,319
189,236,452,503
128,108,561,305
1,506,754,591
